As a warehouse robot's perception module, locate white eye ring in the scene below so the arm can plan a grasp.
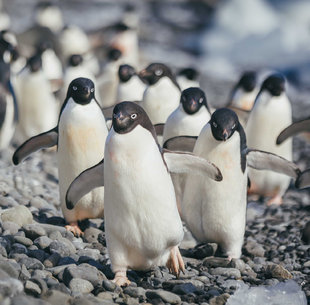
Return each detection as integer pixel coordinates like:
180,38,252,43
131,113,137,119
232,124,236,129
212,122,217,128
90,88,94,92
199,97,204,104
72,86,77,91
155,69,163,76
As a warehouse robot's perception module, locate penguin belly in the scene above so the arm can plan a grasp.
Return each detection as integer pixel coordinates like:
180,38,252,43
246,94,292,197
0,94,15,150
182,125,247,258
104,126,183,272
116,76,145,103
58,98,107,223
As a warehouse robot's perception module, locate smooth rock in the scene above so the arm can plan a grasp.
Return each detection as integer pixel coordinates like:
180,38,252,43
244,240,265,257
43,253,61,268
18,257,44,270
1,206,33,226
210,293,230,305
265,264,293,279
34,236,53,249
25,280,41,297
203,257,231,268
23,224,46,240
69,278,94,294
14,236,33,247
124,286,146,299
2,221,20,234
0,278,24,297
146,289,181,304
210,268,241,278
42,289,73,305
172,283,198,295
49,239,76,257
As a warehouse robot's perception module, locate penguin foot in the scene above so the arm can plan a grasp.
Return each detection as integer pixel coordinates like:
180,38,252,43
112,270,131,287
267,195,283,206
65,222,83,237
166,246,185,277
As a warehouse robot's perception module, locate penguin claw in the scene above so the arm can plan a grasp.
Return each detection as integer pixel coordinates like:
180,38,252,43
267,195,283,206
112,270,131,287
65,223,84,237
166,246,185,277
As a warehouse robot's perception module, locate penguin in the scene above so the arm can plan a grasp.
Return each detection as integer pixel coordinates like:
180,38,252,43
65,101,223,286
163,87,211,146
97,48,123,111
276,117,310,145
246,73,293,205
15,55,59,140
12,78,108,236
180,108,299,259
116,64,145,103
226,71,258,126
139,63,181,137
0,56,18,150
176,67,200,90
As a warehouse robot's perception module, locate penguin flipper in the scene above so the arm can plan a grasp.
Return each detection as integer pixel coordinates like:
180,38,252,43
0,91,7,130
276,119,310,144
295,169,310,189
162,150,222,181
246,149,300,178
163,136,198,152
12,128,58,165
154,123,165,136
66,159,104,210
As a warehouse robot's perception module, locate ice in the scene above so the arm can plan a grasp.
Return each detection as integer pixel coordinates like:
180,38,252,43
226,280,307,305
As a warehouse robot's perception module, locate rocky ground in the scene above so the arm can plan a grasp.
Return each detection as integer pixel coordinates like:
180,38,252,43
0,99,309,305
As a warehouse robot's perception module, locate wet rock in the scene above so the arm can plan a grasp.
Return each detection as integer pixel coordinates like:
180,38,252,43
146,289,181,304
1,206,33,226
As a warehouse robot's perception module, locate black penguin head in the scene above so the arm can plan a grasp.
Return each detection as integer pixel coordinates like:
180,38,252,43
139,63,175,86
68,54,83,67
118,64,136,83
36,40,53,54
67,77,95,105
210,108,239,141
112,101,157,139
237,71,257,92
107,48,122,62
180,87,208,115
27,55,42,73
260,73,285,96
178,67,199,81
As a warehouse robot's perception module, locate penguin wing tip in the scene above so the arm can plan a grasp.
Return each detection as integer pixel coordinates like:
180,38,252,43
216,171,223,181
66,199,74,210
12,153,19,165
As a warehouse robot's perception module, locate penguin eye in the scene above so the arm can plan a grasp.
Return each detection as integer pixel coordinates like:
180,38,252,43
90,88,94,92
72,86,77,91
212,122,217,128
155,69,163,76
199,97,204,104
131,113,137,119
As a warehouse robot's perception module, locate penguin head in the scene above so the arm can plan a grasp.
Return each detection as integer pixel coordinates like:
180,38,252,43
118,64,136,83
178,67,199,81
36,40,53,54
107,48,122,62
210,108,239,142
260,73,285,96
68,54,83,67
27,55,42,73
139,63,175,86
180,87,208,115
237,71,256,92
67,77,95,105
112,101,156,137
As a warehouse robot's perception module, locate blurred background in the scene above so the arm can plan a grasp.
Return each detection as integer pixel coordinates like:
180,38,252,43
1,0,310,115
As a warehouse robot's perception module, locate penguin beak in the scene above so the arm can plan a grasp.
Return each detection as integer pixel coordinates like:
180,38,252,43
139,69,152,84
82,86,91,97
189,99,198,112
223,129,229,141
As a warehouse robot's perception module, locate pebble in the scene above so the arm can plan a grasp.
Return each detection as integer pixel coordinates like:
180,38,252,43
210,268,241,278
244,240,265,257
69,278,94,295
25,280,42,297
146,289,182,304
1,206,33,226
23,224,46,240
265,264,293,280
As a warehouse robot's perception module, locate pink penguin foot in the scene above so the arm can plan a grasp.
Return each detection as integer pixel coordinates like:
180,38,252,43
166,246,185,277
112,270,131,287
65,222,83,237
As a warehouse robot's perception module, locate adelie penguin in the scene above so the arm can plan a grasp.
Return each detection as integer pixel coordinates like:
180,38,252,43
12,78,108,236
139,63,181,139
65,101,223,286
170,108,299,259
116,64,145,103
176,67,200,90
226,71,258,126
246,73,293,205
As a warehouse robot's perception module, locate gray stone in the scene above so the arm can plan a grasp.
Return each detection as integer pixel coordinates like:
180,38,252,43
210,267,241,278
19,264,31,281
124,286,146,299
172,283,199,295
2,221,20,234
34,236,53,249
42,289,73,305
10,294,50,305
0,261,20,278
146,289,181,304
102,279,117,291
265,264,293,279
229,259,246,272
1,206,33,226
49,239,76,257
30,197,49,209
25,280,41,297
97,291,114,300
83,227,102,243
14,236,33,247
18,257,44,270
23,224,47,240
209,293,230,305
44,253,61,268
28,249,47,262
63,263,107,287
0,278,24,297
10,243,28,255
244,240,265,257
203,257,231,268
77,248,101,261
69,278,94,294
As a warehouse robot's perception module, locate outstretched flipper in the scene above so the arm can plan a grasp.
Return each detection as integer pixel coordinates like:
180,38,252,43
163,136,198,152
154,123,165,136
295,169,310,189
246,149,300,178
276,118,310,145
12,128,58,165
66,159,104,210
162,149,222,181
